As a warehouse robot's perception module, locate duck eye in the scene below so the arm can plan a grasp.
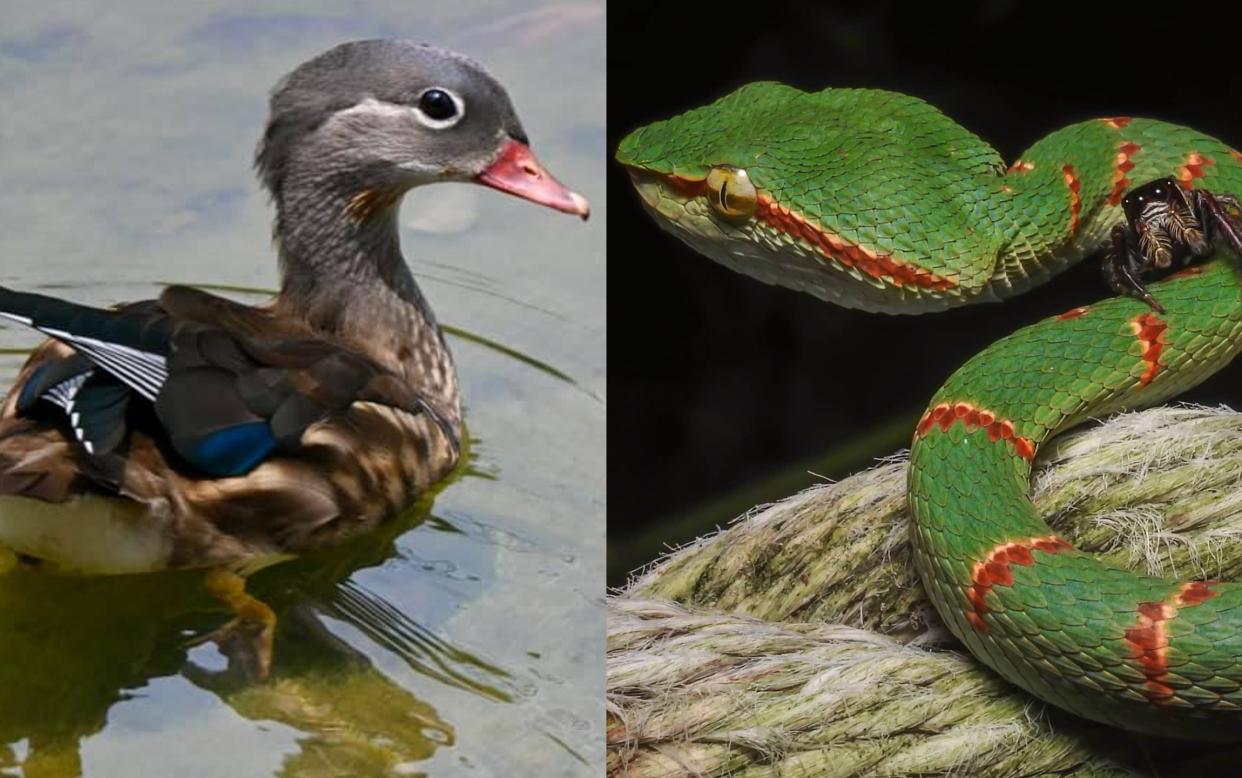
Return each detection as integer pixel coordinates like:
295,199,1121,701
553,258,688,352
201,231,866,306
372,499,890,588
420,89,455,119
705,165,756,218
414,88,464,129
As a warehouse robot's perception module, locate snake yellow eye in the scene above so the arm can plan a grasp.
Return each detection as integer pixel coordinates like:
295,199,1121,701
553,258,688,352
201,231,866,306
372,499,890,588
705,165,756,218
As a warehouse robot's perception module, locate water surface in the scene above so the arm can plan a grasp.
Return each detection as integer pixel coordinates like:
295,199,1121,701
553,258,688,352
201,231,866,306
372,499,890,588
0,3,604,775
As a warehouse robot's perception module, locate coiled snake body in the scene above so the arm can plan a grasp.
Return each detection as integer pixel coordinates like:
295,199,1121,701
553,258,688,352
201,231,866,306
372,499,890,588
618,84,1242,740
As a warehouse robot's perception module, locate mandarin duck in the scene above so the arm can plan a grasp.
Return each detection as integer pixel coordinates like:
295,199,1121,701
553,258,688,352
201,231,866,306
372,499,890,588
0,39,588,676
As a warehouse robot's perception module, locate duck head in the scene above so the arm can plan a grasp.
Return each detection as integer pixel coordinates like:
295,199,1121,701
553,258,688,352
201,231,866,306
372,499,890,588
255,39,589,220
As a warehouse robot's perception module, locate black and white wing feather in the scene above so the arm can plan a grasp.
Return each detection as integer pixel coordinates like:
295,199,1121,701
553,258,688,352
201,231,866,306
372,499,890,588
0,289,171,401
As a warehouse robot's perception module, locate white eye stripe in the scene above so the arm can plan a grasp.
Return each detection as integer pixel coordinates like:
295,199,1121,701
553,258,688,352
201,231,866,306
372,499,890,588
334,92,466,131
337,98,414,119
413,87,465,130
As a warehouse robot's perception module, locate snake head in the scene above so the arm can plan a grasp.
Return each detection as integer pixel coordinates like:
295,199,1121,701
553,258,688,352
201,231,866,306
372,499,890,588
616,84,1004,312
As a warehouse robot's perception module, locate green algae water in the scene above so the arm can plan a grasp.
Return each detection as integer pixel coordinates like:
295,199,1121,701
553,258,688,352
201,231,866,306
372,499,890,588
0,2,604,775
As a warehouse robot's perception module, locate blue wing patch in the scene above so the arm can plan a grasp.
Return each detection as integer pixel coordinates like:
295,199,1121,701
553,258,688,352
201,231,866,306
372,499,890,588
189,422,278,477
17,363,54,410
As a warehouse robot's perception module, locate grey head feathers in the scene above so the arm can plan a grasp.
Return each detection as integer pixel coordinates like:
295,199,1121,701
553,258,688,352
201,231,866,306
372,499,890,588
255,39,527,199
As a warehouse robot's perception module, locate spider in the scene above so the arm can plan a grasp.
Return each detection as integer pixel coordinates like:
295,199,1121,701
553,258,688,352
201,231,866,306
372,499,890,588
1104,177,1242,312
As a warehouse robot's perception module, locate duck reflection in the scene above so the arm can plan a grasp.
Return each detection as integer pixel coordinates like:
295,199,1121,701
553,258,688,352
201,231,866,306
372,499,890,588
0,482,512,777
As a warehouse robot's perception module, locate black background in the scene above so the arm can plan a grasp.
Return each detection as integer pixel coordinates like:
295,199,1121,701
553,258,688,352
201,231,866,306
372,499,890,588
607,1,1242,581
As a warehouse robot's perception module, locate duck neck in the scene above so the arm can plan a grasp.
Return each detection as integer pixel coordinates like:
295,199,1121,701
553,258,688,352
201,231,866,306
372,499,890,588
272,180,460,426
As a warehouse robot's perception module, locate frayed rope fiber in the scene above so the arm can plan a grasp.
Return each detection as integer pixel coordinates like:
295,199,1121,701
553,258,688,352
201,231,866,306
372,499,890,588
609,406,1242,777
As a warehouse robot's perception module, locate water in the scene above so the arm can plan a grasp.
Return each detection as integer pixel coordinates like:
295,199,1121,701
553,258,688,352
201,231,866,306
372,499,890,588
0,2,604,775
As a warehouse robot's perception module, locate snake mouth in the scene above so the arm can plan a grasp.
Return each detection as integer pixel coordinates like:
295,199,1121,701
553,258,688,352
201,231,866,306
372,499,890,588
623,167,707,209
625,165,958,293
626,165,757,220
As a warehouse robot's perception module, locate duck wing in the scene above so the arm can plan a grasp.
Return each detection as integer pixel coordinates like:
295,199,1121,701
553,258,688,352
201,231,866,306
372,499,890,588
0,286,451,479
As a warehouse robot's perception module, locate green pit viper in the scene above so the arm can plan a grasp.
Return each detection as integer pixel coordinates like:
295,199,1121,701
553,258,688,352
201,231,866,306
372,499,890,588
617,83,1242,741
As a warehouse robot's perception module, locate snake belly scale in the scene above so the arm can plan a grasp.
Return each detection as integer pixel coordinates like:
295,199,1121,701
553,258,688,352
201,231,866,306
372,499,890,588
618,84,1242,739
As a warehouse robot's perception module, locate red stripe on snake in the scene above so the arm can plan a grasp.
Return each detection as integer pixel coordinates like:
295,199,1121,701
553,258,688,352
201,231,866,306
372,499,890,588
965,536,1074,632
1108,142,1141,206
1131,313,1167,387
1178,152,1214,190
1062,164,1082,235
753,194,956,290
1126,582,1220,704
915,401,1036,460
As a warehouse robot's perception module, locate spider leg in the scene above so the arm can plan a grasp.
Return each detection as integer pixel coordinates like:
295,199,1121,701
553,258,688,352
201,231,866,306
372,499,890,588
1214,192,1241,212
1103,223,1165,312
1194,189,1242,257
